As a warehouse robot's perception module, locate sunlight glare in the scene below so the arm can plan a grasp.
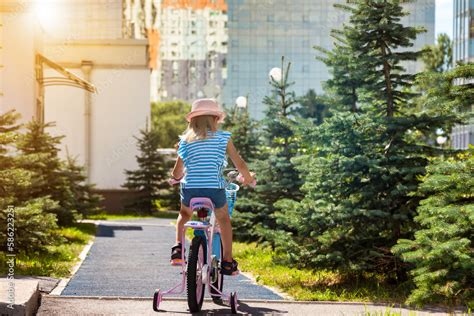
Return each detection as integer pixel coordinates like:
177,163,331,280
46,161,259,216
34,0,62,33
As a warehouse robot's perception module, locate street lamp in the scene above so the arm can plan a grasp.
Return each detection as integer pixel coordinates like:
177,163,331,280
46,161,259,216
269,67,282,82
235,96,247,108
436,136,447,146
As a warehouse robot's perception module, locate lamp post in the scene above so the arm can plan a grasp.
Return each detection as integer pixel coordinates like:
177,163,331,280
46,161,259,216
269,67,282,82
235,96,247,109
436,136,447,147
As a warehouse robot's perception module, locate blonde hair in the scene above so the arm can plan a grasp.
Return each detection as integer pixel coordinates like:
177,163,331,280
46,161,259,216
181,115,219,142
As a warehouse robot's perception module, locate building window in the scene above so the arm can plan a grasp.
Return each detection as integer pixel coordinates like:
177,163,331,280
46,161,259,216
232,64,238,72
267,14,274,22
267,40,274,48
302,65,309,72
471,14,474,38
231,40,239,47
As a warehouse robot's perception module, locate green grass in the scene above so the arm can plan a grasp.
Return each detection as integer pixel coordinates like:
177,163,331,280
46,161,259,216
0,223,97,278
233,242,411,303
86,210,179,220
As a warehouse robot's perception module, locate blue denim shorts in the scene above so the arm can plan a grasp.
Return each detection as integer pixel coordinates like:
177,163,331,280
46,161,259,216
180,187,227,209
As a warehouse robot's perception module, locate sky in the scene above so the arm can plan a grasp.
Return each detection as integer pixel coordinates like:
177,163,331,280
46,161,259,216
435,0,453,39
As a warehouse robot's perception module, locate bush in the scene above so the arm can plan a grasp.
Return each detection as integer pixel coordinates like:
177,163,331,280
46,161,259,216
393,150,474,307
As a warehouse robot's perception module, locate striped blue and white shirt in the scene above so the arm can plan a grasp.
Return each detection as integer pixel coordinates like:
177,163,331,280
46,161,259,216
177,130,232,189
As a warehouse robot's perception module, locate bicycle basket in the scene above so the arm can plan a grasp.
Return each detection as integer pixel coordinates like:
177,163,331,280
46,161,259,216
225,183,239,217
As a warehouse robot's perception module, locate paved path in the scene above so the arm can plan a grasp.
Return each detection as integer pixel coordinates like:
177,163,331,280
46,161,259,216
61,218,282,300
38,296,455,315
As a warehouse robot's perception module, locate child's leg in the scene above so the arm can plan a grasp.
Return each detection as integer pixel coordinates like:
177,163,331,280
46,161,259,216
214,203,233,262
176,203,192,243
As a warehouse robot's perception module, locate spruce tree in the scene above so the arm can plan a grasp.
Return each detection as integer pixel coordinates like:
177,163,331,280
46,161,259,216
315,37,365,112
16,121,79,226
222,102,259,161
122,124,169,214
421,33,453,73
339,0,425,117
63,155,103,218
233,56,303,242
293,89,332,125
393,150,473,308
272,0,466,279
0,111,59,254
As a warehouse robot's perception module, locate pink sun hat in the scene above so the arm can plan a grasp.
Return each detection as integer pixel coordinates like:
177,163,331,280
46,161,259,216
186,98,226,123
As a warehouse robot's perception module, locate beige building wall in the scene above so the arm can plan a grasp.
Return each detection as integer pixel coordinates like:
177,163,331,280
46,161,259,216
0,3,41,123
43,39,150,189
1,0,151,191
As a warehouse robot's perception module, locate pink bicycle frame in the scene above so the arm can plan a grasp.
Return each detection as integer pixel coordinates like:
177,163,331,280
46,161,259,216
159,197,232,302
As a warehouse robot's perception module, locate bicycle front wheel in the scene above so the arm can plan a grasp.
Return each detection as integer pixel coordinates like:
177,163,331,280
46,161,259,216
187,236,207,312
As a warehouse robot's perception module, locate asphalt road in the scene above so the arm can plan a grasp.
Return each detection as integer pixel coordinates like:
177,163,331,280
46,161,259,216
61,218,282,300
39,296,456,316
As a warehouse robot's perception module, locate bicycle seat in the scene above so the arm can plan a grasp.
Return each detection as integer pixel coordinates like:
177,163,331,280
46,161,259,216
190,197,214,211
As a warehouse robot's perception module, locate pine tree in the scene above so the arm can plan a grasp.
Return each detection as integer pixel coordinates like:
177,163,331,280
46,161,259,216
315,36,366,112
122,124,169,214
16,121,79,226
0,110,30,209
293,89,332,125
393,150,474,307
421,33,453,72
339,0,425,117
222,102,259,161
63,155,103,218
0,111,59,254
271,1,468,279
233,56,303,242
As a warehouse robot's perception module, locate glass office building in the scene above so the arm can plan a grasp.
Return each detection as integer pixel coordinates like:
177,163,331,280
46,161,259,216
453,0,474,64
452,0,474,149
223,0,435,119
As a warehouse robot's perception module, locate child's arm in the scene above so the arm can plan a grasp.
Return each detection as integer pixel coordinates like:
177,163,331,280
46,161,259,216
171,156,185,180
227,139,254,186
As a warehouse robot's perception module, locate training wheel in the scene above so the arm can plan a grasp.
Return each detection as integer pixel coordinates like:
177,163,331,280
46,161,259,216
230,291,238,314
153,289,161,312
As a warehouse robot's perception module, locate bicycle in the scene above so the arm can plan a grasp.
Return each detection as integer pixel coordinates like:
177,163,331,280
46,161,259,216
153,171,251,314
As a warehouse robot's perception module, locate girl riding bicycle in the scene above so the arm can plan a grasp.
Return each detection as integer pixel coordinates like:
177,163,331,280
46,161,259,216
170,98,255,276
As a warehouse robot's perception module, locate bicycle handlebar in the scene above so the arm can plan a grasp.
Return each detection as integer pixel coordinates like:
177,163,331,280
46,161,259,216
167,170,256,188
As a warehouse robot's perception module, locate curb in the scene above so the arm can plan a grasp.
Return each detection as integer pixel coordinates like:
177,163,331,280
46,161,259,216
49,234,96,296
0,279,40,316
237,270,292,300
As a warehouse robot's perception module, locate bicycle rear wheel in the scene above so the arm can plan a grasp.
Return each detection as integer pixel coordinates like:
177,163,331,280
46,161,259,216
187,236,207,312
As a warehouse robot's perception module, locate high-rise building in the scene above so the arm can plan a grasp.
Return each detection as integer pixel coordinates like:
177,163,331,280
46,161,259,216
451,0,474,149
453,0,474,64
124,0,228,103
223,0,435,119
